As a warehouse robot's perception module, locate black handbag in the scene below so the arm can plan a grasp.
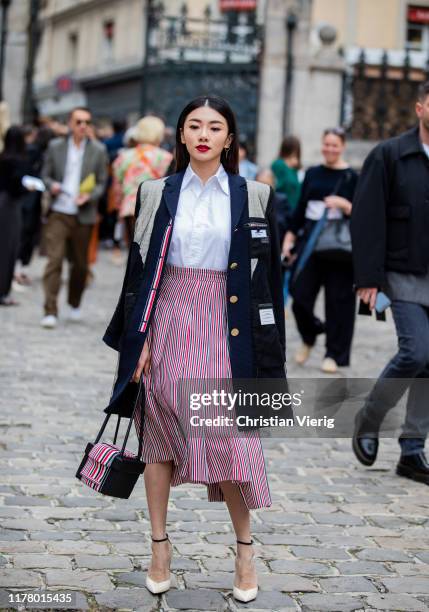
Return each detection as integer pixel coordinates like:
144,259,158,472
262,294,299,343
313,170,352,262
75,382,145,499
313,215,352,262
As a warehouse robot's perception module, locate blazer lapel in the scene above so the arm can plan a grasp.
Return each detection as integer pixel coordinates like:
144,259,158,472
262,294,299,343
229,173,248,231
80,139,92,183
162,170,185,218
56,140,68,181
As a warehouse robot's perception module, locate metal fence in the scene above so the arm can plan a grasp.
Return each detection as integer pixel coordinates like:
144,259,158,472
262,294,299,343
142,2,262,153
341,48,429,140
146,2,262,65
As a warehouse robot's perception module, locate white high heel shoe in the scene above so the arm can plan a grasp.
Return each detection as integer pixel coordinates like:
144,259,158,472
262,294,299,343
145,534,172,595
232,539,258,603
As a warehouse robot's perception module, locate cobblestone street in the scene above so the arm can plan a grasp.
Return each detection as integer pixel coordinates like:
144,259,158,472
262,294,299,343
1,252,429,612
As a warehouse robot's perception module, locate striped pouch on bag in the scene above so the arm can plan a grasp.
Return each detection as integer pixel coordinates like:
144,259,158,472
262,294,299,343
75,382,145,499
79,443,136,492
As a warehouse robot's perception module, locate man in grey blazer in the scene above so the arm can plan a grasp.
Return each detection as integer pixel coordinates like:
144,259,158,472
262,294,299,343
41,106,108,328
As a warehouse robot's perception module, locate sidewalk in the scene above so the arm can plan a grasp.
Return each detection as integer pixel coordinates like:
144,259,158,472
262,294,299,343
0,252,428,612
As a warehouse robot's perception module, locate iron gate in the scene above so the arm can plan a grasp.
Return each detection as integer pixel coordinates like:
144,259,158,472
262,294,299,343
141,2,262,153
341,49,429,140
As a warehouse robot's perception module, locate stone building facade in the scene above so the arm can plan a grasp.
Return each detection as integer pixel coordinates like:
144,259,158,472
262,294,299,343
291,0,429,167
29,0,429,166
2,0,31,124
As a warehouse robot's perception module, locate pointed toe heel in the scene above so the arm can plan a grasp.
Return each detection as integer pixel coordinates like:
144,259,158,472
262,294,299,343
233,585,258,603
145,533,172,595
233,538,258,603
145,574,171,594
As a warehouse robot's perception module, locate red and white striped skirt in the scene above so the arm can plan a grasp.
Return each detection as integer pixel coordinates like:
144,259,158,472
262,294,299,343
134,264,272,509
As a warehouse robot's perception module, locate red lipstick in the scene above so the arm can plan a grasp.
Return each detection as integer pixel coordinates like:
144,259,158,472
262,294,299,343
196,145,210,152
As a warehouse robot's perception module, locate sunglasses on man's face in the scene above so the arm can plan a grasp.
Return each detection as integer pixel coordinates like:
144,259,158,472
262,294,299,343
76,119,91,126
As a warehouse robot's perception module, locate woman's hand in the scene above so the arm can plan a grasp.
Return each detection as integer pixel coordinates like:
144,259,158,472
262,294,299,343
324,195,352,215
282,231,296,261
132,339,151,382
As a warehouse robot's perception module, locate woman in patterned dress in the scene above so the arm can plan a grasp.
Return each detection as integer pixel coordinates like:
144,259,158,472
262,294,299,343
112,116,173,245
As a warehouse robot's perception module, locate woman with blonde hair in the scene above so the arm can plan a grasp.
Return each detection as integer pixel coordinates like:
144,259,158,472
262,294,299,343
113,115,173,245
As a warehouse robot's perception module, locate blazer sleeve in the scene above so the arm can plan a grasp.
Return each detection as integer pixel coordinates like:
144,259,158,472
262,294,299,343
102,183,143,350
267,188,286,358
351,144,388,288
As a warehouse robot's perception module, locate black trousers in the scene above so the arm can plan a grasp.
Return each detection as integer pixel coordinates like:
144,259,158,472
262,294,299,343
0,191,22,298
290,254,356,366
19,192,41,266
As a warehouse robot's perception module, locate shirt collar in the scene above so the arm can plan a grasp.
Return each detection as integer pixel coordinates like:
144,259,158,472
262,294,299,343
181,163,230,196
68,136,87,152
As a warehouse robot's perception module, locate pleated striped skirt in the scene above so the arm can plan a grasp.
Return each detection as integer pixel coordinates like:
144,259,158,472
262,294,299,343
134,264,272,509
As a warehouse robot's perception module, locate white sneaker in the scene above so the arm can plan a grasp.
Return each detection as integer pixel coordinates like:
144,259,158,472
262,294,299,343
41,315,57,329
68,306,83,322
12,280,27,293
295,343,312,365
321,357,338,374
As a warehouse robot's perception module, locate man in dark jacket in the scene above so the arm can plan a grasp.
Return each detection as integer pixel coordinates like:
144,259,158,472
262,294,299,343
351,81,429,485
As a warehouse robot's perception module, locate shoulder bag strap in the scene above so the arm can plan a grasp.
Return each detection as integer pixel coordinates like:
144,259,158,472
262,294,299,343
292,170,349,282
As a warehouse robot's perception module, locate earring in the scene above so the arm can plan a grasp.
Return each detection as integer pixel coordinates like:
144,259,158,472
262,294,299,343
224,147,230,159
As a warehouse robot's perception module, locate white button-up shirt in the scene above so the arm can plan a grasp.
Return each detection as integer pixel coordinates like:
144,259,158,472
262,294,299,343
167,163,231,271
52,137,86,216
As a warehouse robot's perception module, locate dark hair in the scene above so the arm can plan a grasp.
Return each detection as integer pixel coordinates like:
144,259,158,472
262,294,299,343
279,135,301,164
113,118,127,133
1,125,26,158
418,80,429,102
69,106,92,120
323,127,346,143
35,126,55,152
174,95,239,174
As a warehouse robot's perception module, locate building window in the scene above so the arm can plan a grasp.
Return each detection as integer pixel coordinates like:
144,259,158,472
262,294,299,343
68,32,78,72
102,19,115,61
406,5,429,51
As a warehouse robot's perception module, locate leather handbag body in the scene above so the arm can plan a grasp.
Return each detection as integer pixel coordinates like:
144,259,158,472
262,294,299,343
313,214,352,262
313,170,353,262
75,382,145,499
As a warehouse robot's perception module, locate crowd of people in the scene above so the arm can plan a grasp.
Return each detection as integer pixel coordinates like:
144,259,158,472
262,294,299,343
1,90,429,606
0,101,412,371
1,90,429,487
0,108,175,324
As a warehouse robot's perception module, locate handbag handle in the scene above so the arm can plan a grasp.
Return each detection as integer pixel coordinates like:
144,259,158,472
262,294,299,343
119,380,144,460
93,379,145,460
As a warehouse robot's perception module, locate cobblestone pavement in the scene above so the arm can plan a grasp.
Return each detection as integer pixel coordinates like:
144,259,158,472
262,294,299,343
1,252,429,612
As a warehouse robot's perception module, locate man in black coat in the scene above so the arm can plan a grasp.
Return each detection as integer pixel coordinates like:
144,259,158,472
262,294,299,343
351,81,429,485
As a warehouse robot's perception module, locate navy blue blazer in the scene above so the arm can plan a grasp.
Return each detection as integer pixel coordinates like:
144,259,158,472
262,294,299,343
103,171,286,419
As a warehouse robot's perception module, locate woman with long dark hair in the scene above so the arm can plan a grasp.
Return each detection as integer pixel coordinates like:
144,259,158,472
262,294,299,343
102,95,286,602
283,128,358,372
0,126,32,305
